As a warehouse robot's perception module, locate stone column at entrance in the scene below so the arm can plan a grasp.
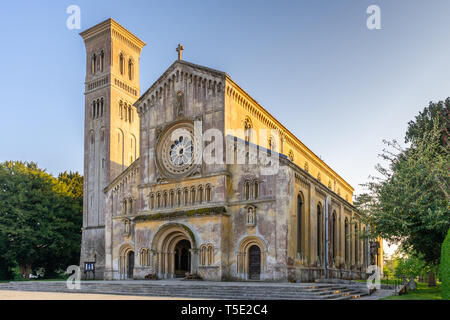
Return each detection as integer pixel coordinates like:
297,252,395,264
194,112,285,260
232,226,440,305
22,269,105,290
169,251,175,278
189,248,198,275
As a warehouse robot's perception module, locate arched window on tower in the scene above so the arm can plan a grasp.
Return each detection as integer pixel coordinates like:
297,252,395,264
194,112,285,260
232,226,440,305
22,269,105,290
254,180,259,199
128,59,134,80
100,50,104,72
92,101,96,119
91,54,96,75
100,98,104,117
119,53,124,75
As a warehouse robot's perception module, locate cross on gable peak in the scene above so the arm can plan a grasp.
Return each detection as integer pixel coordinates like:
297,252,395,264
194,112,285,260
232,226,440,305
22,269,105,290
176,44,184,60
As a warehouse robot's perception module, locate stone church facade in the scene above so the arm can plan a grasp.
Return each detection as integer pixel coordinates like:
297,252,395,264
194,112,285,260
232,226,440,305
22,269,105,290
79,19,382,282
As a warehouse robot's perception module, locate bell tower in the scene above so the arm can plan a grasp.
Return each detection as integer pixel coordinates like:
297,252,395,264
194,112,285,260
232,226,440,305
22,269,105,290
79,19,145,278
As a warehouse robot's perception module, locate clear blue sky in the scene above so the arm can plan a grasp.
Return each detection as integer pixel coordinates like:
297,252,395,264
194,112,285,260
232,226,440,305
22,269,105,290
1,0,450,197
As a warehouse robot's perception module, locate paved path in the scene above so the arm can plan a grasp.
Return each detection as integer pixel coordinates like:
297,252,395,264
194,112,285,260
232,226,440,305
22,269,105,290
0,290,196,300
358,289,396,300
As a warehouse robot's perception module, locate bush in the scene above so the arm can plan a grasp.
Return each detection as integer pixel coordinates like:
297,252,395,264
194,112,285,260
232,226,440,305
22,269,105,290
441,229,450,300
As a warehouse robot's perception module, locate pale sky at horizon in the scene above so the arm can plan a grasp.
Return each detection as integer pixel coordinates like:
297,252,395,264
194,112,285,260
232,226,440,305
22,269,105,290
1,0,450,206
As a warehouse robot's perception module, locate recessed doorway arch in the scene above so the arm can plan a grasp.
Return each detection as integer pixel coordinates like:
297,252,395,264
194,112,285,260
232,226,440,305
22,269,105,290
237,236,267,280
151,223,197,278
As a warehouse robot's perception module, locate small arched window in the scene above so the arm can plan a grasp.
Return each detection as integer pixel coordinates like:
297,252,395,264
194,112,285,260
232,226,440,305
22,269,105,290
128,58,133,80
191,187,196,203
91,54,96,74
149,194,155,210
177,189,182,206
128,198,133,214
100,50,104,72
184,188,189,205
122,200,127,215
96,99,100,118
100,98,104,117
156,193,161,208
207,245,213,265
200,245,207,266
119,53,124,75
244,181,250,200
169,190,175,207
254,181,259,199
92,101,96,119
198,186,204,203
205,185,211,202
163,192,168,207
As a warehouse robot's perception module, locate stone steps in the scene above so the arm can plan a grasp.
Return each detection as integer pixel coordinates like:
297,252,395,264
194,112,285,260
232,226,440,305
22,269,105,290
0,281,370,300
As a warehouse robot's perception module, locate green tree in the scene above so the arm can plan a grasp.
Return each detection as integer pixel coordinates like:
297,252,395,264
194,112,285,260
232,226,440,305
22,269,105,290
394,253,429,281
0,161,83,278
356,100,450,271
442,229,450,300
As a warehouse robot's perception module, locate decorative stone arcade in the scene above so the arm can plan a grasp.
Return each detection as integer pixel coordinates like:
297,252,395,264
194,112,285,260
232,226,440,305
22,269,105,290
151,223,198,279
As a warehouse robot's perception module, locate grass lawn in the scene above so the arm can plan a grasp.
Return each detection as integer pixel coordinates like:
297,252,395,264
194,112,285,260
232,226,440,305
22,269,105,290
381,283,442,300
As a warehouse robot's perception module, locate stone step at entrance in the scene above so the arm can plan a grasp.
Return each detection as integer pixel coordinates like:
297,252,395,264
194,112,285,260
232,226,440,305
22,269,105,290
0,280,371,300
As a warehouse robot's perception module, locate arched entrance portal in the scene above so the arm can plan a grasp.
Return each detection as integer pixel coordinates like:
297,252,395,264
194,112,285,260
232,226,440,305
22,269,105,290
248,245,261,280
237,236,267,280
127,251,134,279
174,239,191,277
119,245,134,280
151,223,197,278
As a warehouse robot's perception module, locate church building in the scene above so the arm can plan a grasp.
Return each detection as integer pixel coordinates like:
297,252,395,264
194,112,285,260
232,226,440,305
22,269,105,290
79,19,382,282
